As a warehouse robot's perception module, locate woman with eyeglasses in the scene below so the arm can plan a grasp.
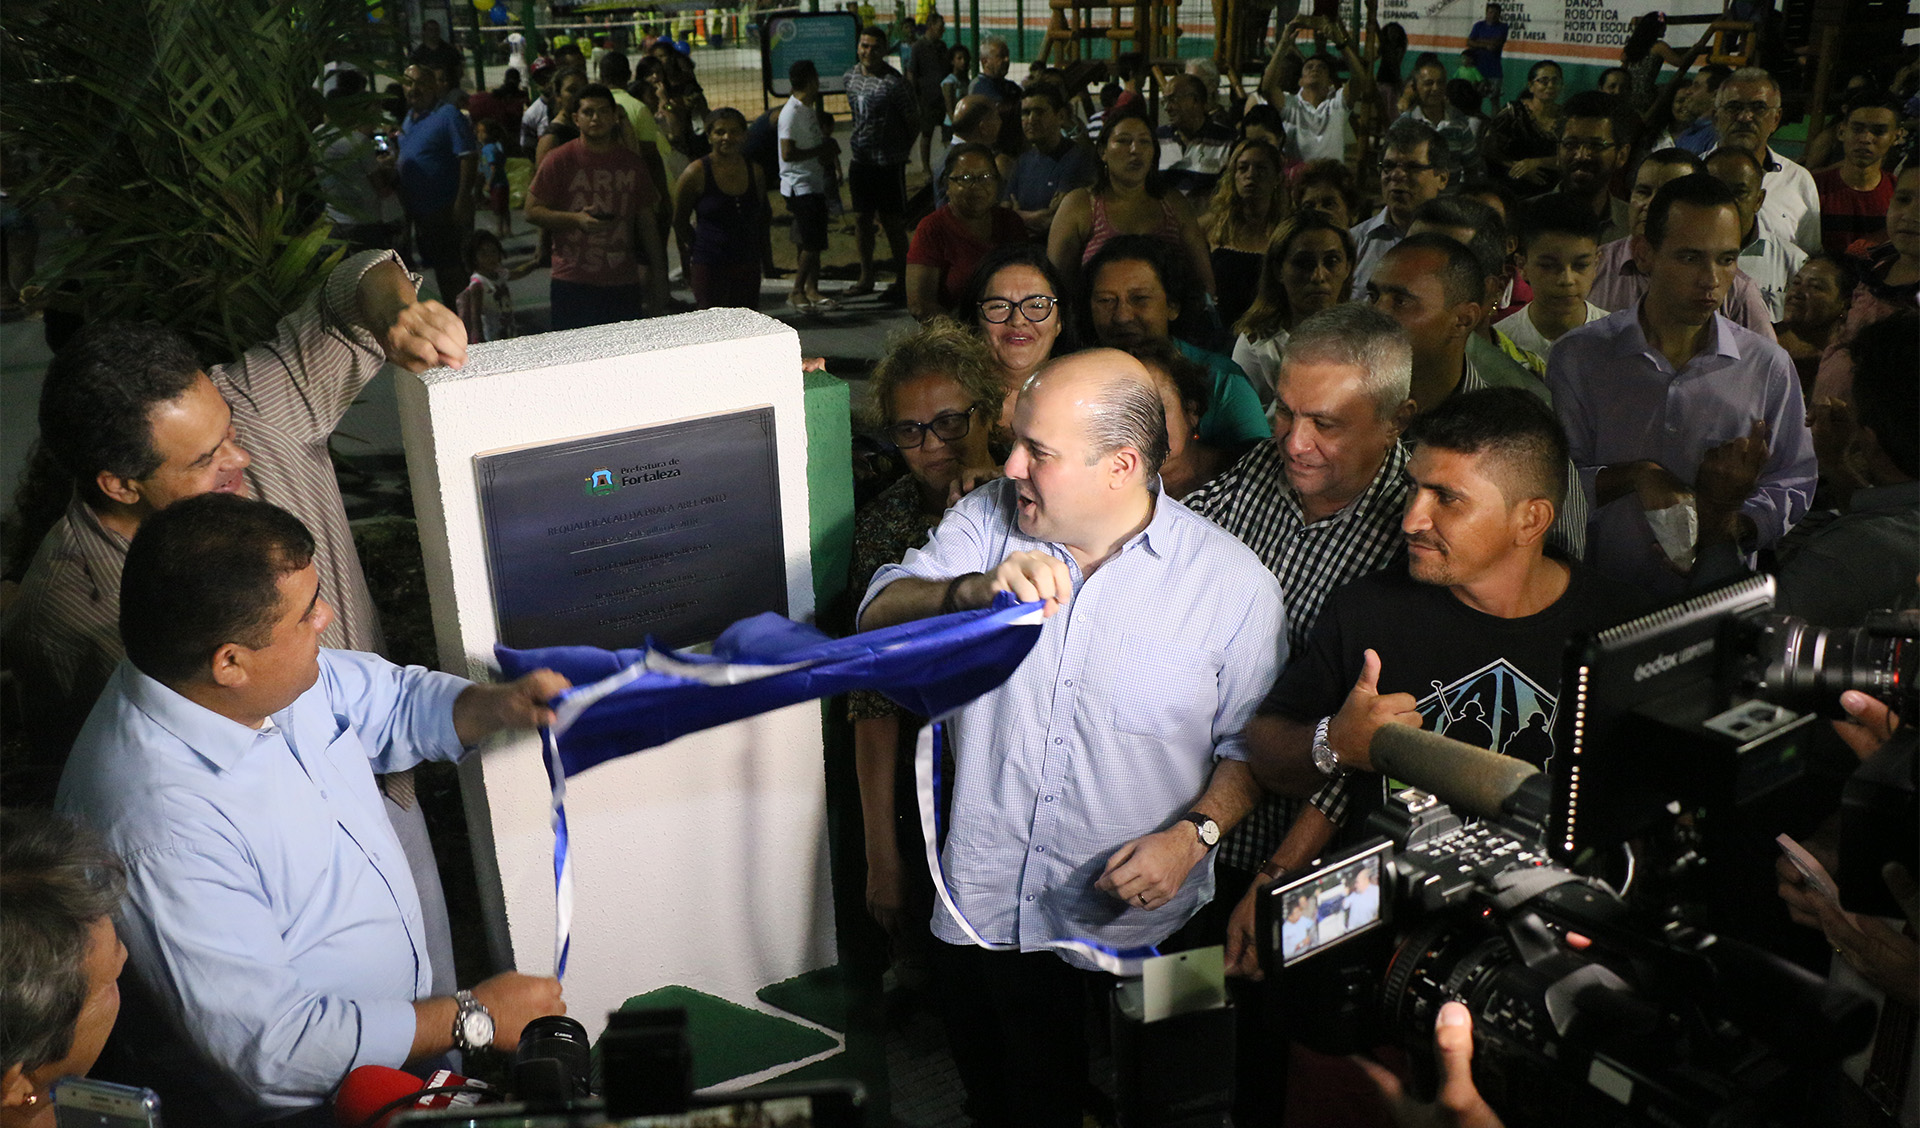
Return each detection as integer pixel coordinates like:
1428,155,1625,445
904,143,1029,322
958,244,1073,431
846,320,1003,945
1482,60,1564,191
1231,213,1356,403
1046,107,1217,299
1201,138,1290,335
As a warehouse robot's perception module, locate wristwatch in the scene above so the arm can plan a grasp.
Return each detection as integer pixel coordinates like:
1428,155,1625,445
452,989,494,1054
1311,716,1343,778
1181,811,1221,850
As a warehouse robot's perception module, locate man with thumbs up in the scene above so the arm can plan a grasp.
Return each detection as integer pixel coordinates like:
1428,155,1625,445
1227,388,1649,978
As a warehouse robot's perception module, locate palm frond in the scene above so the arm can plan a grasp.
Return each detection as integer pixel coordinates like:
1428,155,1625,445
2,0,366,361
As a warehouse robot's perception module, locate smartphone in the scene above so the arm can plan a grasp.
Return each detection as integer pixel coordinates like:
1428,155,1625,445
373,133,393,156
51,1078,162,1128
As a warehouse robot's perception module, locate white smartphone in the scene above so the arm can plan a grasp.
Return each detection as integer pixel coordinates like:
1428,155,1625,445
50,1077,162,1128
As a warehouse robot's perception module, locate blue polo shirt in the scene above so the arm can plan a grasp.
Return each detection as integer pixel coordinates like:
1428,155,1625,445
397,102,476,216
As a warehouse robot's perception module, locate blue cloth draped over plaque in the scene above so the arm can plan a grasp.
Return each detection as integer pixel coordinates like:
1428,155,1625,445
497,594,1046,778
495,595,1047,977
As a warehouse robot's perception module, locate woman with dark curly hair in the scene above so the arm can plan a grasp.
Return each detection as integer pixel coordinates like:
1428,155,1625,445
846,321,1003,944
959,244,1075,431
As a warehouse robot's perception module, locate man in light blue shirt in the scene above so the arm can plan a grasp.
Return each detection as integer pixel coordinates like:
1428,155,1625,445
860,350,1286,1127
57,495,568,1125
1547,174,1814,601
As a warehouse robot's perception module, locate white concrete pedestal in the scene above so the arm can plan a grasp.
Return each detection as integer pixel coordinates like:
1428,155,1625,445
397,311,834,1042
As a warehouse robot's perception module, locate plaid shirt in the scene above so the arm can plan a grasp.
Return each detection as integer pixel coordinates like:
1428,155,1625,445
1185,441,1410,871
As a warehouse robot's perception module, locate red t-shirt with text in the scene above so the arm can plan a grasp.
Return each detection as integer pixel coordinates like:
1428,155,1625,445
529,139,658,285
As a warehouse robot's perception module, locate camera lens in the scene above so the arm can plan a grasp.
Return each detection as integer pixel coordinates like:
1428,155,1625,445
1747,613,1918,717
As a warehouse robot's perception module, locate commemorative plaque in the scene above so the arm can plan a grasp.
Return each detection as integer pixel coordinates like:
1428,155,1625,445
476,408,786,651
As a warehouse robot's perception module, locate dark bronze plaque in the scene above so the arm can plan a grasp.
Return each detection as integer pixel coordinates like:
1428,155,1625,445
476,409,786,651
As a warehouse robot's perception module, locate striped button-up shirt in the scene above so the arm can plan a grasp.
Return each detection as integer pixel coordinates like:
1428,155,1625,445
3,250,400,758
861,478,1287,967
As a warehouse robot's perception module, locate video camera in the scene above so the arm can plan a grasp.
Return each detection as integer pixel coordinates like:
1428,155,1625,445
1256,574,1917,1127
1258,727,1877,1127
1551,574,1916,918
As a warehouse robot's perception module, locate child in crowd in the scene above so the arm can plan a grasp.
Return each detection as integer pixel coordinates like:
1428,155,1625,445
457,229,516,343
942,44,972,144
476,119,511,238
1495,194,1608,363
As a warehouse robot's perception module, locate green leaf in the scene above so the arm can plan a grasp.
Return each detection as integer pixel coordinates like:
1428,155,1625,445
3,0,369,360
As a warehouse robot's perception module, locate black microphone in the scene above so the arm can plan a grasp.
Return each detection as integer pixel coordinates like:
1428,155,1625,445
1369,725,1544,822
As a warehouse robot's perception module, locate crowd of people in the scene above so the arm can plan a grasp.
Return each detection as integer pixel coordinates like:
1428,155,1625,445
1,8,1917,1128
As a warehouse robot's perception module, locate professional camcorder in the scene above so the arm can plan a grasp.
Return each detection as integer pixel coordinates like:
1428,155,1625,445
1258,727,1876,1127
1256,574,1915,1128
1552,575,1916,919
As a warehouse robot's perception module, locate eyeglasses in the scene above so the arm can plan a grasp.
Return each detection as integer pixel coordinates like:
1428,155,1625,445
1379,160,1434,176
888,409,975,449
977,295,1058,323
1719,100,1778,120
1559,137,1615,153
948,173,998,188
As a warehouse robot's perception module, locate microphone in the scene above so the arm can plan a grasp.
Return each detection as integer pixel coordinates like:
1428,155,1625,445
1369,725,1544,823
334,1065,492,1128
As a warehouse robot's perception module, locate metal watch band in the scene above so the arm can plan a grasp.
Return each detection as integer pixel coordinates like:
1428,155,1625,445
1312,715,1341,778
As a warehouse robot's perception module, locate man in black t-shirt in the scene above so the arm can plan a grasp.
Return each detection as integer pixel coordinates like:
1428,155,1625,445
1232,388,1649,972
410,19,463,92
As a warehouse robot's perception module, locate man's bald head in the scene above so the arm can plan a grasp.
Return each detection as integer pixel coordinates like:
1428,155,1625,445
1026,350,1170,481
953,94,997,138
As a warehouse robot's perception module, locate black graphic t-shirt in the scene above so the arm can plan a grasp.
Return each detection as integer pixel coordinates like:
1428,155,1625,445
1262,560,1652,831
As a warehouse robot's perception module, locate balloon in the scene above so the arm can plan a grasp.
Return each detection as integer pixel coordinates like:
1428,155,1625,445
472,0,489,10
490,3,508,23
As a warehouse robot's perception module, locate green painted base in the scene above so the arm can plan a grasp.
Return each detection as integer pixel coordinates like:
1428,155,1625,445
757,964,851,1032
804,368,855,613
603,984,839,1090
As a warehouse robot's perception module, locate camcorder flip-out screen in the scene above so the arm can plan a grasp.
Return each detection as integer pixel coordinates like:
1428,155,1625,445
1271,840,1391,968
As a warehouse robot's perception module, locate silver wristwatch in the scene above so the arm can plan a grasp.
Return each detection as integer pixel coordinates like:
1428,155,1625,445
1311,716,1342,778
452,989,494,1054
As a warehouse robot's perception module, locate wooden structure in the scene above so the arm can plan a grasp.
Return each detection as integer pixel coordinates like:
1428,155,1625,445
1036,0,1182,67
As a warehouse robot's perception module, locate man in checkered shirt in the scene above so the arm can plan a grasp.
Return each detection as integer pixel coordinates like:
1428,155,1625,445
1186,304,1415,901
1182,303,1415,1124
1241,387,1647,960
